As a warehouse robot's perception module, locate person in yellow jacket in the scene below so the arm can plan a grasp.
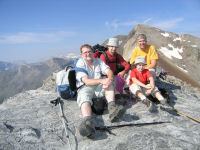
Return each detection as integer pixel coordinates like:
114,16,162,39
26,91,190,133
130,34,158,79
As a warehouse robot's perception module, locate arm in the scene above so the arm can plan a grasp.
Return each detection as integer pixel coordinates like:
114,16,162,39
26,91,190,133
146,46,158,69
132,77,151,89
130,48,136,65
82,64,113,88
145,76,155,95
82,77,105,86
118,54,131,78
105,68,114,81
149,76,155,89
145,59,157,69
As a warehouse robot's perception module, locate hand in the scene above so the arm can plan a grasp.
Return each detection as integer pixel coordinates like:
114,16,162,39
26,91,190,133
118,71,125,78
145,84,151,89
145,89,152,95
101,78,112,89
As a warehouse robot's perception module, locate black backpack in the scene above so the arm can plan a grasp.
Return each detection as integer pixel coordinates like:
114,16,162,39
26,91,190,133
92,44,125,75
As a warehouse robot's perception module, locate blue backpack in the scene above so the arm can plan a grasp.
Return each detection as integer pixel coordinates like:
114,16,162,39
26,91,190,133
56,59,88,100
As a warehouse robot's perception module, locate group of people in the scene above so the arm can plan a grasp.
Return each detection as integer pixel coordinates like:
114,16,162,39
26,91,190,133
75,34,168,137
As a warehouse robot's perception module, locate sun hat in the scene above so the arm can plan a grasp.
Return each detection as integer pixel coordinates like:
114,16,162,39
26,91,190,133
107,38,119,47
134,56,147,65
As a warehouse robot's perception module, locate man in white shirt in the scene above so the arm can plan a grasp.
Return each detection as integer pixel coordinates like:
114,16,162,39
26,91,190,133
76,44,125,137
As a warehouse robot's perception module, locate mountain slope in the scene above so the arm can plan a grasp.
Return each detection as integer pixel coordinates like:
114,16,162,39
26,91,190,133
120,24,200,88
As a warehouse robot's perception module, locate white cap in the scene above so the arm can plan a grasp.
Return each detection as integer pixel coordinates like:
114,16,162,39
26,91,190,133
107,38,119,47
135,56,147,65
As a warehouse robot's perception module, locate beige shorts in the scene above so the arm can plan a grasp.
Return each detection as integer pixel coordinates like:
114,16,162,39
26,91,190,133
77,84,105,108
129,83,159,96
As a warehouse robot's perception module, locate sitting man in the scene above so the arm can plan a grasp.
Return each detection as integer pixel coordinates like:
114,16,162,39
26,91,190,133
100,38,130,93
130,34,158,79
129,56,167,111
76,44,125,137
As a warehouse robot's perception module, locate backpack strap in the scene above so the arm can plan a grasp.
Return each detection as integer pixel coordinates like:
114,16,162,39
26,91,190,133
101,51,110,64
65,66,73,71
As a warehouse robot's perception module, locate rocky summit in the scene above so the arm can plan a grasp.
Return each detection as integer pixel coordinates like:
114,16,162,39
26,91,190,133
0,74,200,150
1,24,200,150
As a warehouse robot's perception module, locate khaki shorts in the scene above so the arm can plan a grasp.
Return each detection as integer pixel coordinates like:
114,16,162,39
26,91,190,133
129,83,159,96
77,84,105,108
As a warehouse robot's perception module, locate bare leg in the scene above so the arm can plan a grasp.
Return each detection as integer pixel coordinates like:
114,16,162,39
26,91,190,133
154,91,164,100
136,91,146,100
105,84,115,103
154,91,166,104
81,102,92,118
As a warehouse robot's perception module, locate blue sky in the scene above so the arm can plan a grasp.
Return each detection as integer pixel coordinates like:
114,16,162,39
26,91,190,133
0,0,200,63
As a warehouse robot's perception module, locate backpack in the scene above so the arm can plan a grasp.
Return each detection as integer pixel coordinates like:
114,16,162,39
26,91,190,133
92,44,125,75
56,59,88,100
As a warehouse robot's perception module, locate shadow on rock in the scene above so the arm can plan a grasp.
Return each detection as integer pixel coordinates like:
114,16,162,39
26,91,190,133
121,113,140,122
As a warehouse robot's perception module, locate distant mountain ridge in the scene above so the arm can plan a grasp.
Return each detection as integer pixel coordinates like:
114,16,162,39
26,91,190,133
0,57,75,103
0,61,18,71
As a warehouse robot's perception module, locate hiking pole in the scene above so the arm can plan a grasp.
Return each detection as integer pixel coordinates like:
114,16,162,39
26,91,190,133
95,121,170,135
51,98,72,150
58,97,72,150
160,105,200,123
174,108,200,123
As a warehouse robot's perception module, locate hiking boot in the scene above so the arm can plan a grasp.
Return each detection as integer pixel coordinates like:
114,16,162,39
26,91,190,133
142,98,151,107
148,101,155,112
78,117,96,137
108,102,126,122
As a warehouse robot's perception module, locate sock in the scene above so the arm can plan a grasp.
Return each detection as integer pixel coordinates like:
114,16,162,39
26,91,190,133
157,95,164,101
108,101,115,105
140,95,146,101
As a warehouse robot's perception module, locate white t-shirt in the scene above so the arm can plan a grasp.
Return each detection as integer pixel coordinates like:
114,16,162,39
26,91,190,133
76,57,110,87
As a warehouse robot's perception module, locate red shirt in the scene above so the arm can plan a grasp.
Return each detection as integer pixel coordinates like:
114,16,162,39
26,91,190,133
129,68,152,85
100,50,130,73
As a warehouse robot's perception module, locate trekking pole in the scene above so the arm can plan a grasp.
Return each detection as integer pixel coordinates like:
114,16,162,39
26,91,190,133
174,108,200,123
57,97,72,150
95,121,170,135
161,105,200,123
51,97,72,150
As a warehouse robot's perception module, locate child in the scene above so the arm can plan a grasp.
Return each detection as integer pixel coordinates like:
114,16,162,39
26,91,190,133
129,56,167,111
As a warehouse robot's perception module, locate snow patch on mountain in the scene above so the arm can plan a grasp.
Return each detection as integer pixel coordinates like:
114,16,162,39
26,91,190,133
161,32,170,37
173,37,182,41
159,44,183,59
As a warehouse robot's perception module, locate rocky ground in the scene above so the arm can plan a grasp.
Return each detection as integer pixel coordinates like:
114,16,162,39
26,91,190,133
0,76,200,150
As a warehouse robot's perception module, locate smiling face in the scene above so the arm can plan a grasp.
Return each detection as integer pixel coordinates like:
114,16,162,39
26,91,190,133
81,46,93,62
108,46,117,56
136,63,145,72
137,38,147,50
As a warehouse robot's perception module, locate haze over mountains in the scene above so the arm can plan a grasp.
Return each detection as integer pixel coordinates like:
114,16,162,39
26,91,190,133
0,57,75,103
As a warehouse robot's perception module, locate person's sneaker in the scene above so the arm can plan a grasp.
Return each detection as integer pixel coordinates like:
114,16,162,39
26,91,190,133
108,102,126,122
142,98,151,107
78,117,96,137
